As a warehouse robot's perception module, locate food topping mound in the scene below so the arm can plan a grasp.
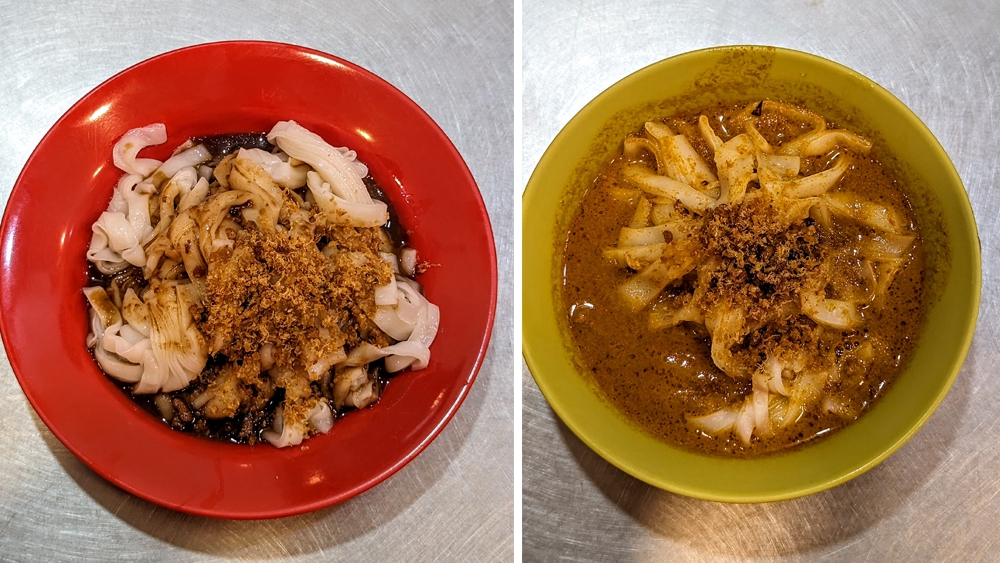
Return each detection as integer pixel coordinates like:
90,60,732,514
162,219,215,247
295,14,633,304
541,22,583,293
83,121,440,447
700,197,825,322
562,100,925,456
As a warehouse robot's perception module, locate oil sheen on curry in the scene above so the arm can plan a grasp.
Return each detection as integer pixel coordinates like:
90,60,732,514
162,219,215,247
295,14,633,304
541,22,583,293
561,100,925,457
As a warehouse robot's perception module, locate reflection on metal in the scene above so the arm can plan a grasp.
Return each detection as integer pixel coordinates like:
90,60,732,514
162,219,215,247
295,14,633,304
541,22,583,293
523,0,994,561
0,1,512,560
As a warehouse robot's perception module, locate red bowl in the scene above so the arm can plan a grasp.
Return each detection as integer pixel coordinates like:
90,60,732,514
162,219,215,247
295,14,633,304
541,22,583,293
0,41,497,518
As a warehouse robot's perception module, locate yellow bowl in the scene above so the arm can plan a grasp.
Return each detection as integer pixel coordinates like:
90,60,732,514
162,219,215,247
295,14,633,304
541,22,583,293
522,45,981,502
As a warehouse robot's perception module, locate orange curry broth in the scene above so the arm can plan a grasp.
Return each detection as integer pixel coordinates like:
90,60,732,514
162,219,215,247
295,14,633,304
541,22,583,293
560,102,925,457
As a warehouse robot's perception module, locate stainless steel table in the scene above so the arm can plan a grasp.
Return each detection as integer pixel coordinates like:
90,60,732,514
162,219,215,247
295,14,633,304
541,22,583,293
523,1,998,561
0,1,513,561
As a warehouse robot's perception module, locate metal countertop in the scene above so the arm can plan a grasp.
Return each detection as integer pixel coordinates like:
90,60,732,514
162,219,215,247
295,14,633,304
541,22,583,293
522,1,1000,561
0,1,513,561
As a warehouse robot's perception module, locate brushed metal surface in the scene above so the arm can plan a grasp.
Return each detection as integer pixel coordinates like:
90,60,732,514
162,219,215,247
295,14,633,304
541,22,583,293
522,0,998,561
0,1,513,561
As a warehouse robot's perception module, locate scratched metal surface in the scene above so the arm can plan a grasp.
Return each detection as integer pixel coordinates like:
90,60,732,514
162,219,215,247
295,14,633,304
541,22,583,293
0,1,512,561
523,1,999,561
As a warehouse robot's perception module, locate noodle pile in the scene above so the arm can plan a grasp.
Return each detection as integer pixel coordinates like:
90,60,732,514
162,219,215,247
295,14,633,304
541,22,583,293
602,101,917,445
84,121,439,447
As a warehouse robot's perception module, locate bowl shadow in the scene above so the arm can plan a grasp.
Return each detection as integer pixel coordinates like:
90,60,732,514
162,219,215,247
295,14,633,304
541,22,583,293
28,360,489,558
554,347,972,558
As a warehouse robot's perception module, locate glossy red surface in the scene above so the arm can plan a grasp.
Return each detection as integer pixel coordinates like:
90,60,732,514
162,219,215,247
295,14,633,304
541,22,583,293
0,42,497,519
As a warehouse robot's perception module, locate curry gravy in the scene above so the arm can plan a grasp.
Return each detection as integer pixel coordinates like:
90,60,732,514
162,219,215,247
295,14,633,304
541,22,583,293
561,102,925,457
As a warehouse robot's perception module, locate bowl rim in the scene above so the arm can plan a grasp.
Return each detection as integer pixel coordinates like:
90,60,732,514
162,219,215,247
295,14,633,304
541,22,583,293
0,40,498,518
522,44,981,502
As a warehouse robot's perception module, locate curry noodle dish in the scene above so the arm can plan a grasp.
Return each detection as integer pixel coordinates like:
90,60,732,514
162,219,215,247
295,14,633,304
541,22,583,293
84,121,439,447
562,100,925,457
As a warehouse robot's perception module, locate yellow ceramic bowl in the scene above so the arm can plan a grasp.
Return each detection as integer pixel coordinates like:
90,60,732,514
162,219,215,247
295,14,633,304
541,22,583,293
522,46,981,502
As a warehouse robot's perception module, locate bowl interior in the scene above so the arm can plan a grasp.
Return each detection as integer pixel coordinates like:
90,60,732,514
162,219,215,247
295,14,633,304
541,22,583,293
1,41,497,518
523,45,980,502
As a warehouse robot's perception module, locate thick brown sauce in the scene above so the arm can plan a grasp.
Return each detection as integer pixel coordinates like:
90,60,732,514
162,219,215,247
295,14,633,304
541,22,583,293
561,102,926,457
